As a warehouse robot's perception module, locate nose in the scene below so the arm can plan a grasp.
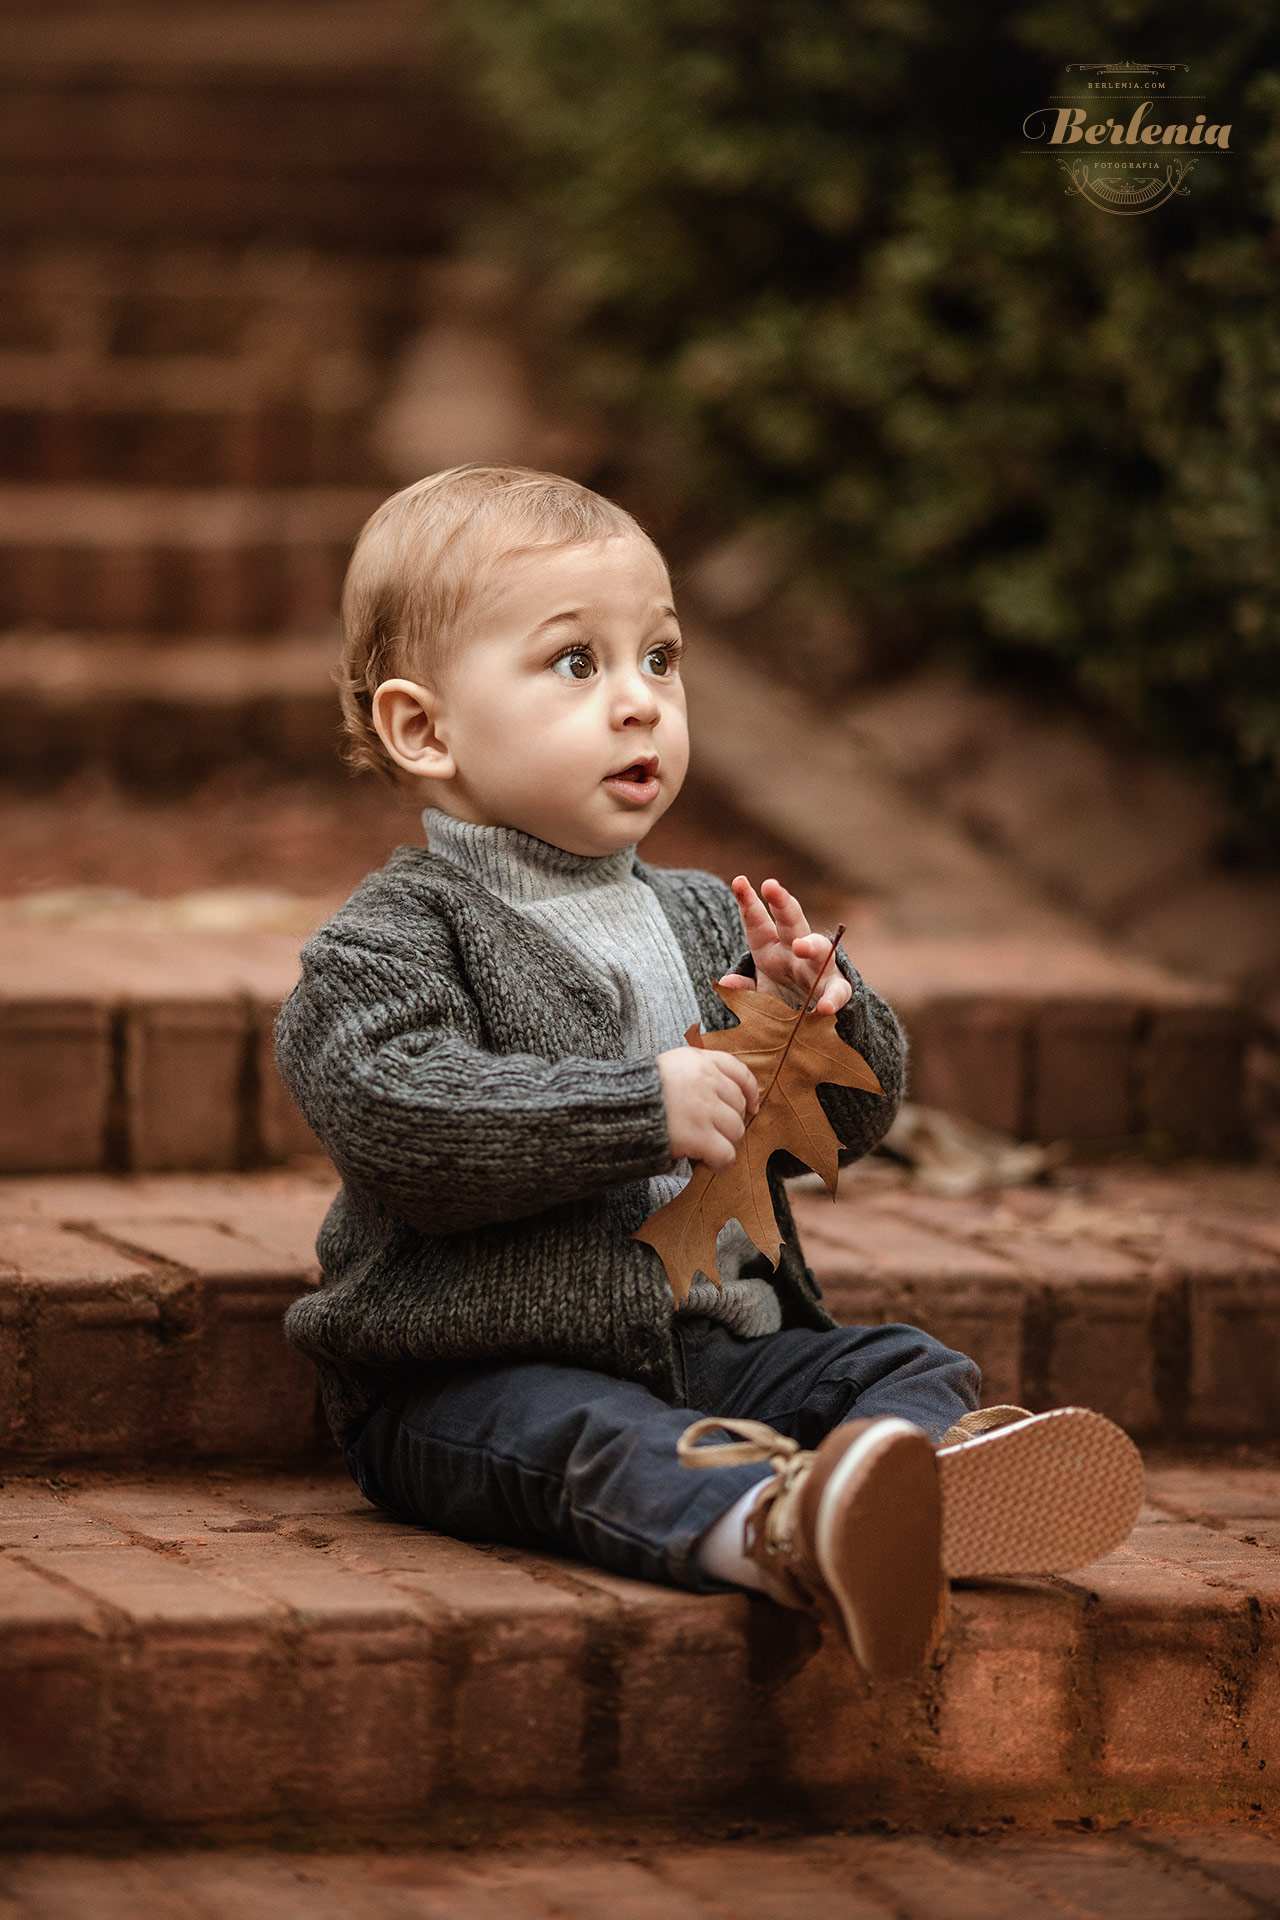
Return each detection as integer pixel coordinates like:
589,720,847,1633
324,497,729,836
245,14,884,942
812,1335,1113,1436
611,662,661,727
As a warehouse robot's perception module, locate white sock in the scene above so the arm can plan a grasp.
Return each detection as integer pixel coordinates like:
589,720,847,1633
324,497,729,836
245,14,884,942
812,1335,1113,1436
696,1482,770,1592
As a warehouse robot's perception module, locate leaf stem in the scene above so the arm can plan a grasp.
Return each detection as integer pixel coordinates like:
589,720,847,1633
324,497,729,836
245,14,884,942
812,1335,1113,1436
744,923,846,1132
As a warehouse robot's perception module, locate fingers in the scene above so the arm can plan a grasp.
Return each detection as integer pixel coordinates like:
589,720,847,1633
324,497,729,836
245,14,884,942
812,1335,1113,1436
656,1046,760,1170
714,1049,760,1118
732,877,850,1014
761,876,811,944
694,1056,753,1170
791,931,851,1014
731,874,776,948
810,974,852,1016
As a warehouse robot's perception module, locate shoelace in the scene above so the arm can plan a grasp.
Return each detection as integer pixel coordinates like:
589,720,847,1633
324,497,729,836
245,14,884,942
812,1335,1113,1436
676,1417,814,1569
676,1415,803,1472
937,1404,1032,1449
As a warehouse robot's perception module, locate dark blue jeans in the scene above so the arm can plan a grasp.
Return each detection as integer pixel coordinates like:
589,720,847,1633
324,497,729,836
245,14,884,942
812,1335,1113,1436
345,1316,979,1592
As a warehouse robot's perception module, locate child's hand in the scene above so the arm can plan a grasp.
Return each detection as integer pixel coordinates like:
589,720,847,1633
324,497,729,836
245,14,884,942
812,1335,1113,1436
657,1047,760,1171
720,876,852,1016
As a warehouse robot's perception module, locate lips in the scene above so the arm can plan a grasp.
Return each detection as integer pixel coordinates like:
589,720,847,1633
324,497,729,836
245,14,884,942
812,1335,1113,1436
603,756,661,806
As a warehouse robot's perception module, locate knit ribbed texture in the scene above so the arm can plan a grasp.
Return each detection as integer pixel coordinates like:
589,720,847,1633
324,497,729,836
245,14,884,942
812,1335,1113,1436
424,809,779,1338
274,845,907,1441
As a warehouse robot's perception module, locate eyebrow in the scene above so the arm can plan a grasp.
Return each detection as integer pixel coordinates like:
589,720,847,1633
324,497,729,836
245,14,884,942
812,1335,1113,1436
527,603,680,637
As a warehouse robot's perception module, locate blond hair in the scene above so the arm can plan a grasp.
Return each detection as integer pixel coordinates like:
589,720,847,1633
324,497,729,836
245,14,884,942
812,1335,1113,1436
338,465,655,780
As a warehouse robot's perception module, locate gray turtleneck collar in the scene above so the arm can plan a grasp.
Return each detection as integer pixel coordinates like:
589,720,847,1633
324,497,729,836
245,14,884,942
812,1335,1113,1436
423,808,637,904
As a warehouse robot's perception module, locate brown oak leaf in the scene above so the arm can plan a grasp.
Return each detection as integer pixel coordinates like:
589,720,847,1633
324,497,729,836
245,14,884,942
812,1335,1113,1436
632,981,883,1306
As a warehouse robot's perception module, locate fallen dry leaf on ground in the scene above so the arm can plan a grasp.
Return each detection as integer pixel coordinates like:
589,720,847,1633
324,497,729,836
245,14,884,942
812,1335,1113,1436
634,981,883,1305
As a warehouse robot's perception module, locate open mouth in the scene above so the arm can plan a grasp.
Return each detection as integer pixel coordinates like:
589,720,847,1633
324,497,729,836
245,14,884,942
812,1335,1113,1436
603,757,660,804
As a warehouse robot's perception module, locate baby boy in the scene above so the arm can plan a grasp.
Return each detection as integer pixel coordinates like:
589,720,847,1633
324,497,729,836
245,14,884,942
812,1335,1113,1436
276,465,1142,1679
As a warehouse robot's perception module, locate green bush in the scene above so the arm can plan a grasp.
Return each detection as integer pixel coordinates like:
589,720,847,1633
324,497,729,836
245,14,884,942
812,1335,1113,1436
444,0,1280,843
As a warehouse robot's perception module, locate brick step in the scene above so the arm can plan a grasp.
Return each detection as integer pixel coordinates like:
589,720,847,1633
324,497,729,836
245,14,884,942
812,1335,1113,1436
0,245,429,485
0,1170,331,1463
0,924,314,1174
3,1831,1279,1914
2,1164,1278,1465
0,393,383,488
0,4,477,247
1,1451,1278,1837
0,484,380,632
0,915,1249,1177
0,635,341,787
797,1161,1280,1443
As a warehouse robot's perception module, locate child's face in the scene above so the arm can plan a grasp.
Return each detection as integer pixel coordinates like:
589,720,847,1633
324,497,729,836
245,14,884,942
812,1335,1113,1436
380,534,689,856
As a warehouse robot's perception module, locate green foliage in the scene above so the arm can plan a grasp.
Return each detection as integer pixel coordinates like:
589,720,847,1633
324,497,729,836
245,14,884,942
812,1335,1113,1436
444,0,1280,840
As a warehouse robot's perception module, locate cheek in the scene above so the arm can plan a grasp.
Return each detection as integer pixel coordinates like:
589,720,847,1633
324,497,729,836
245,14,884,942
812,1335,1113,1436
471,691,601,785
662,694,690,766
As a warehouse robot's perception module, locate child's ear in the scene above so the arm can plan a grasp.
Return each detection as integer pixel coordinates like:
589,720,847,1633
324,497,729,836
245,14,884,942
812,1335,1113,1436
371,679,455,782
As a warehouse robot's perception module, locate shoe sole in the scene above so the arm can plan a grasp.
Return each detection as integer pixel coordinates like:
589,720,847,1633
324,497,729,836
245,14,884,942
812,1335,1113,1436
938,1407,1144,1577
814,1418,942,1680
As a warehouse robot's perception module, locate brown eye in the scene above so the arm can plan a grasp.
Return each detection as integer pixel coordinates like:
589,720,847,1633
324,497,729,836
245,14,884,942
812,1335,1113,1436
643,647,673,676
552,649,595,680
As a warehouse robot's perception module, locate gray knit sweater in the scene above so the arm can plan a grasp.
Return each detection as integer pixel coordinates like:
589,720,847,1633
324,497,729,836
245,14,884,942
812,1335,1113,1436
422,807,778,1337
275,843,906,1442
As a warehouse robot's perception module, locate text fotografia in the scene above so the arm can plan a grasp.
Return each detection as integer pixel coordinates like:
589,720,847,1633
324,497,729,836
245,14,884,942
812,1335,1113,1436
1021,65,1234,215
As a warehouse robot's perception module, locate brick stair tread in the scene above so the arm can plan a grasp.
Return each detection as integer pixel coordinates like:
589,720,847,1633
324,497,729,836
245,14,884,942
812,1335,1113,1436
3,1831,1279,1917
0,483,381,546
0,635,347,787
1,1449,1278,1834
0,912,1250,1175
0,920,305,998
2,1164,1280,1463
0,914,1232,1007
0,243,429,485
0,487,380,634
0,820,1243,1010
0,632,338,703
0,1,434,78
0,5,477,250
0,347,384,413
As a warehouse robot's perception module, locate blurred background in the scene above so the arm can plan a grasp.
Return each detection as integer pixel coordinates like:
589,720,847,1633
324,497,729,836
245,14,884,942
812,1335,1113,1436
1,0,1278,1171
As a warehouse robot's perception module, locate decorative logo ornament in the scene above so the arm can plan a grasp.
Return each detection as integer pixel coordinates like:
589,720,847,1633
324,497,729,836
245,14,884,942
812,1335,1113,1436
1058,157,1197,215
1021,64,1233,216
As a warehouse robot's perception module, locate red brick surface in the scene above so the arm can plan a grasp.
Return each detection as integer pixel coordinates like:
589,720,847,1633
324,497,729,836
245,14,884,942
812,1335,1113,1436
0,1000,112,1174
0,482,380,626
855,934,1245,1151
0,1458,1278,1836
254,1002,322,1160
123,998,247,1172
3,1830,1277,1920
895,1000,1029,1136
0,1171,330,1460
3,1163,1280,1461
1031,1000,1138,1142
0,923,1250,1172
1141,1008,1252,1156
0,926,302,1175
794,1161,1280,1440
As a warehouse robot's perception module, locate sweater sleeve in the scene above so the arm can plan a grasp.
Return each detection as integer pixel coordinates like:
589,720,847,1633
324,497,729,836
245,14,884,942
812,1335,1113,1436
275,930,673,1236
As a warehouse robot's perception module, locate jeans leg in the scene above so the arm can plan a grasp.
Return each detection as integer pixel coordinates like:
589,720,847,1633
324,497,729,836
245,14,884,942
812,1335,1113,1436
344,1355,771,1591
684,1317,980,1445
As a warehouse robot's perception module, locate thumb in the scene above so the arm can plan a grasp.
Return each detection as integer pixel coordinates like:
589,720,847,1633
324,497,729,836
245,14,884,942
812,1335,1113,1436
718,972,755,991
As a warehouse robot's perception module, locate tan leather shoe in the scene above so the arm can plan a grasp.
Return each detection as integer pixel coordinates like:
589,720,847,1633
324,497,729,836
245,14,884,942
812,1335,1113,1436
679,1415,943,1680
936,1405,1144,1577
